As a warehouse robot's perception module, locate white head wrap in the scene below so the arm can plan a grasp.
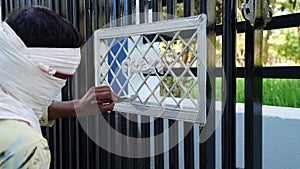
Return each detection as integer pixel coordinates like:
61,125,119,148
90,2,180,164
0,22,81,133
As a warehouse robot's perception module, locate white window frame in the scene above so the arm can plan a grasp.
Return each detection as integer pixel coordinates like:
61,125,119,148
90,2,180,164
94,14,207,125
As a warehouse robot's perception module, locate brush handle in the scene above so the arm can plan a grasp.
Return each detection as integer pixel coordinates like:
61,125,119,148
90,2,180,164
91,99,112,105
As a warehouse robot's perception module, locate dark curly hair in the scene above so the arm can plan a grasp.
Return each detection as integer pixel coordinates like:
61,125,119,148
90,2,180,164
5,6,83,48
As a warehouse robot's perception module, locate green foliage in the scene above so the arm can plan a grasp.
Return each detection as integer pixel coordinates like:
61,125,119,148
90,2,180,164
160,77,197,98
214,78,300,108
269,28,300,63
263,79,300,107
275,0,300,13
213,0,300,66
160,1,300,108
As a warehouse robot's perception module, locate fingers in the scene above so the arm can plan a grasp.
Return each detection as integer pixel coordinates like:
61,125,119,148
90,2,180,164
92,86,114,101
81,86,117,113
98,102,115,112
94,86,111,92
92,86,116,112
95,92,113,100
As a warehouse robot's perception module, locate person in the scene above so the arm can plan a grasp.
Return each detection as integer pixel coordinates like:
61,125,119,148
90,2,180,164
0,6,116,168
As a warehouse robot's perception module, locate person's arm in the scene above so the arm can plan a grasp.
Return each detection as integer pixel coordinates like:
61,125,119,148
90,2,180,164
47,100,78,120
47,86,116,120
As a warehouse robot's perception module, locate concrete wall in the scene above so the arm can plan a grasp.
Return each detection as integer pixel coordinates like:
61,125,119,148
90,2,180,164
216,104,300,169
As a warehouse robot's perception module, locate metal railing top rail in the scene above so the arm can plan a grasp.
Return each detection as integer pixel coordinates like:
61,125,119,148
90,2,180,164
216,13,300,35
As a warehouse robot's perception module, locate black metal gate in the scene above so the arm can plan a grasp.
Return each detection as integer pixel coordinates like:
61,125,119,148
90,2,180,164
1,0,300,169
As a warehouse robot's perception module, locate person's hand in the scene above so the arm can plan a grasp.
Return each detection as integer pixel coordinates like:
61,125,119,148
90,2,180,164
74,86,117,116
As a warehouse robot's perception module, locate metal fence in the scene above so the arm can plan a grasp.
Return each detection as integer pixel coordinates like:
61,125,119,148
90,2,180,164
1,0,300,169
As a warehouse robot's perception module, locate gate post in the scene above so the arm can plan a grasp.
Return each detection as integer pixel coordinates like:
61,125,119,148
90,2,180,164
243,0,271,168
222,0,237,168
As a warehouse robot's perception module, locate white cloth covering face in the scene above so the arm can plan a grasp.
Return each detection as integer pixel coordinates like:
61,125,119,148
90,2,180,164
0,22,81,133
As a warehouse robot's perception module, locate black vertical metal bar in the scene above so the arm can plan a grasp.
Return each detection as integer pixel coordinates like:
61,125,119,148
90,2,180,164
8,0,13,13
61,2,75,168
184,122,194,169
69,2,77,168
120,113,129,169
109,112,116,169
93,0,98,29
244,0,263,168
47,121,54,169
137,1,148,167
61,83,71,169
3,0,8,18
92,1,102,168
59,0,66,18
99,113,108,169
155,118,164,169
66,0,73,23
182,2,195,168
67,119,76,168
69,1,79,46
244,21,256,169
80,127,88,169
57,119,63,169
166,0,175,19
140,115,150,169
183,0,191,17
169,120,179,169
51,123,58,169
52,1,63,168
157,0,162,21
120,0,124,25
128,114,138,169
84,0,92,41
152,0,158,22
72,2,80,169
73,37,89,169
51,1,62,168
200,0,206,14
119,4,128,166
126,0,132,25
131,0,136,25
114,116,122,164
78,1,89,168
75,120,80,169
105,0,110,27
115,0,121,26
45,35,58,167
167,119,178,169
200,0,216,168
139,0,144,23
86,0,96,168
165,5,178,168
110,0,120,168
98,0,105,28
111,2,120,169
103,0,112,167
222,0,236,168
200,89,216,169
